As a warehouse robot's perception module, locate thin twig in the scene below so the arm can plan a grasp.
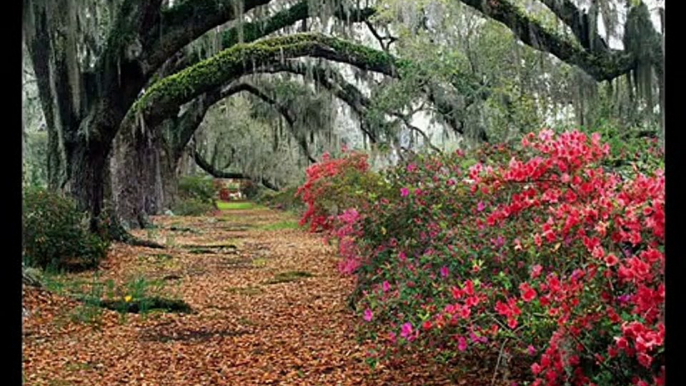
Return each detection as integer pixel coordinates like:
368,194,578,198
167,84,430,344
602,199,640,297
491,339,509,386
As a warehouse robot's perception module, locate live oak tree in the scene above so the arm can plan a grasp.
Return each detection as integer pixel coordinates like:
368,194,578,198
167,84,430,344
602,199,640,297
22,0,391,231
23,0,663,232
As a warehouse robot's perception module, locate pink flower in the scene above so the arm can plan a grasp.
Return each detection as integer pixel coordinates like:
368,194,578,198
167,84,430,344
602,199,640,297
399,251,407,262
477,201,485,212
401,187,410,197
363,308,373,322
528,345,536,355
401,322,414,339
605,253,619,267
519,282,537,302
407,163,417,172
440,265,449,278
457,336,467,351
531,363,542,375
382,281,390,292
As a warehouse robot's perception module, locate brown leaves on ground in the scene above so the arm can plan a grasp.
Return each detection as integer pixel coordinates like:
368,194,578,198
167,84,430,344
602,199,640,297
23,205,519,385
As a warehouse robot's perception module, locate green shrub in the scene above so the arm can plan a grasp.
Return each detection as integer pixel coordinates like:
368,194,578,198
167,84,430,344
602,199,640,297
242,180,260,199
178,175,218,204
171,197,215,216
254,186,305,213
22,188,109,271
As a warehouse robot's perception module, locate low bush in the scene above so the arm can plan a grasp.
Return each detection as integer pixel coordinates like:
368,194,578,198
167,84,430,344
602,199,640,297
22,188,109,271
171,197,216,216
178,175,218,205
242,180,260,199
300,130,665,385
254,186,305,213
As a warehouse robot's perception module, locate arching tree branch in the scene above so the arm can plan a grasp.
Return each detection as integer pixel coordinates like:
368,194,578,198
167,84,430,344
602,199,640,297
134,33,404,128
192,149,279,191
454,0,634,81
156,0,377,79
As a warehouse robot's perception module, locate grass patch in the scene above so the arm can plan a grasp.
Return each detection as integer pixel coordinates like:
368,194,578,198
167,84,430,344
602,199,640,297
238,316,255,326
74,296,192,314
252,258,268,267
185,244,238,254
264,270,314,284
43,273,186,323
64,362,95,372
216,201,261,210
259,220,300,231
168,226,198,233
225,286,264,295
188,248,215,254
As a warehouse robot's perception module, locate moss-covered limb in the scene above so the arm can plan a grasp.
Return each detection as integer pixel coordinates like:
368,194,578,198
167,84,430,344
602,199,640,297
192,150,279,191
455,0,633,81
146,0,273,73
538,0,609,52
155,1,377,81
135,33,403,127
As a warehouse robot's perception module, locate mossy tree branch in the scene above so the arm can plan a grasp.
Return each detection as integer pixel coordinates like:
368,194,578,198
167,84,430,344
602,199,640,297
192,149,279,191
455,0,634,81
145,0,274,73
134,33,404,128
156,0,377,80
538,0,609,53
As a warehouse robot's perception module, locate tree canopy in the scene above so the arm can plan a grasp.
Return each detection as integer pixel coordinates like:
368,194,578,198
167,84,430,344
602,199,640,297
22,0,664,229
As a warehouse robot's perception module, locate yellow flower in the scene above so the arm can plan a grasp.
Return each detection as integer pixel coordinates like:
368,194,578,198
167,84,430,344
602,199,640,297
124,295,132,303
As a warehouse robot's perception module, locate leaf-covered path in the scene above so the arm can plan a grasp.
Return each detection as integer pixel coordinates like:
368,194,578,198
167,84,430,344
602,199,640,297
23,205,468,385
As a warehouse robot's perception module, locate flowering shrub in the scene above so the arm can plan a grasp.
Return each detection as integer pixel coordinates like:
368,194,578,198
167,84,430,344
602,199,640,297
300,130,665,385
296,151,391,232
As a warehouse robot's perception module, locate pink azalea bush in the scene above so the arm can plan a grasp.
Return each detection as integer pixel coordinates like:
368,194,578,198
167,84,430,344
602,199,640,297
298,129,665,385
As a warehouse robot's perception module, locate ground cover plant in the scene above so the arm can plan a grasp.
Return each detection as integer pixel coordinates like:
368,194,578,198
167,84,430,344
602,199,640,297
299,129,665,386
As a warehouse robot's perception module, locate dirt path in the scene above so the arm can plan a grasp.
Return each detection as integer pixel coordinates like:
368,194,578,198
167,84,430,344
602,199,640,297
23,205,458,386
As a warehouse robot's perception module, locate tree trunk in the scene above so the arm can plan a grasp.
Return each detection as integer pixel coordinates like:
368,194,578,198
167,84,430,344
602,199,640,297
160,143,180,211
110,120,179,228
65,139,110,231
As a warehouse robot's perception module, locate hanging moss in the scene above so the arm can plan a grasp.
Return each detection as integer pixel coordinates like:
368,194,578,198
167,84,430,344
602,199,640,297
623,2,660,110
134,33,403,125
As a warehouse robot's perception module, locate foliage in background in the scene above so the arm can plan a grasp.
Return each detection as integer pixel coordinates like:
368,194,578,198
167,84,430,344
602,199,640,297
23,188,110,271
300,130,664,385
171,197,217,216
254,186,305,213
178,175,218,204
172,175,219,215
23,131,48,189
